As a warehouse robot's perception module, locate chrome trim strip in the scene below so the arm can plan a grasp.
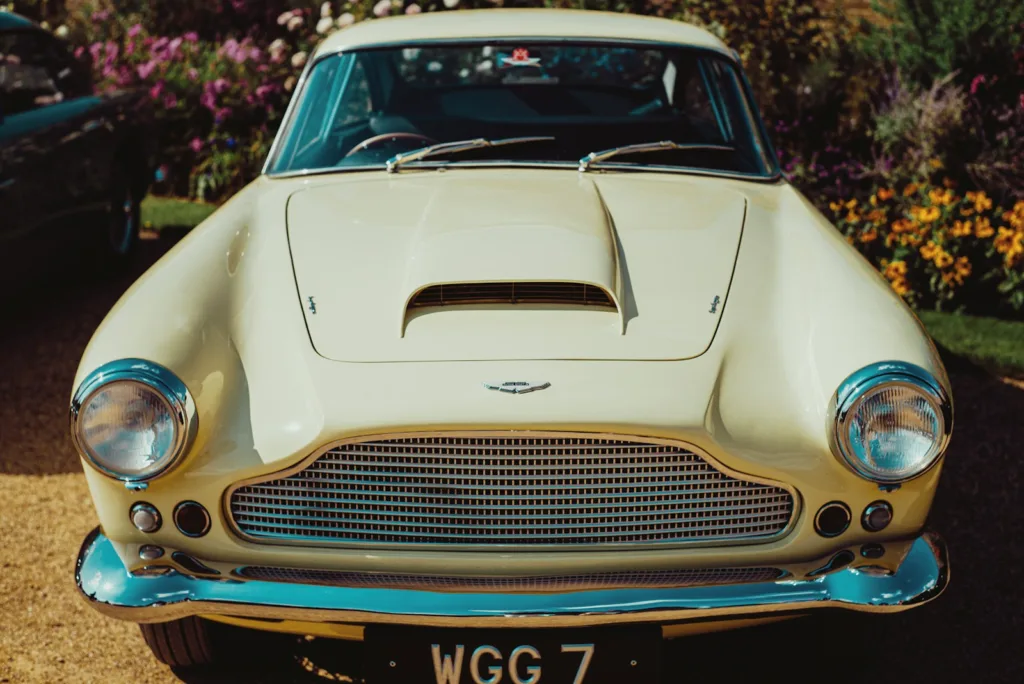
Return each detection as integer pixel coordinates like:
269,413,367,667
224,431,801,551
69,358,198,483
827,361,953,484
76,527,949,626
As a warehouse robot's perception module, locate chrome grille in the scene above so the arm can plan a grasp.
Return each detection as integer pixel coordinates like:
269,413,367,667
236,566,786,592
409,282,616,309
229,435,796,547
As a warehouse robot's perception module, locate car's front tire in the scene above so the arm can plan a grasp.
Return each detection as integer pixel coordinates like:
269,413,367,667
139,617,216,667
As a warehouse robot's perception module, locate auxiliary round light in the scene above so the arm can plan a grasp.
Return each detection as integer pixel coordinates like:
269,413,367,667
829,362,951,484
71,359,196,482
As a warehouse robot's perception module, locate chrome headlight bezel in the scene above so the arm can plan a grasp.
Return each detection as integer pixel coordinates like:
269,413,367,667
70,359,197,483
828,361,952,484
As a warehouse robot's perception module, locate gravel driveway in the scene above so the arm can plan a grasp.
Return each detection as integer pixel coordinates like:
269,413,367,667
1,237,1021,683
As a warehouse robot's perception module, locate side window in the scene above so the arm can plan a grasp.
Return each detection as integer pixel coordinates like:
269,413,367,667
0,30,64,116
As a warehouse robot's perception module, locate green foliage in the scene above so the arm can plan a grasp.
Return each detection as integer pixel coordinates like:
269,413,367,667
917,310,1024,377
859,0,1024,87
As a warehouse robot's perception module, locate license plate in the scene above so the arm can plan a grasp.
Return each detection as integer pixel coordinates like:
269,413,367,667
364,625,661,684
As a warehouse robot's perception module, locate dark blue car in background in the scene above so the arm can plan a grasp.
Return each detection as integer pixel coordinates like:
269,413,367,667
0,10,154,273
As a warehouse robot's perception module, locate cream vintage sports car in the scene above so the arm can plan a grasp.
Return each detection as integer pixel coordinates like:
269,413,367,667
72,9,952,682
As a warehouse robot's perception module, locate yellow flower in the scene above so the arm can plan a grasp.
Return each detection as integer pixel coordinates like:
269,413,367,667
954,256,971,278
929,188,954,206
883,260,908,280
844,198,858,210
975,216,995,238
994,227,1017,253
928,158,944,170
903,183,919,197
845,210,860,223
912,205,941,223
859,227,878,243
920,241,941,260
891,218,913,233
902,233,924,247
966,190,992,213
934,250,954,268
829,201,843,213
877,188,895,201
866,209,886,224
890,276,911,296
950,220,972,238
960,207,975,217
942,177,957,189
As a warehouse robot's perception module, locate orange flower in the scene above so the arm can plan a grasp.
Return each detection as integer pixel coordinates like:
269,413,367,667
950,220,972,238
859,227,878,243
960,207,975,217
883,260,908,280
942,177,957,189
845,210,860,223
966,190,992,213
975,217,995,238
902,233,924,247
920,241,941,260
994,227,1017,253
929,188,954,206
866,209,886,224
954,256,971,278
903,183,919,197
911,206,941,223
891,218,914,233
889,277,911,296
844,198,858,210
877,188,895,201
934,250,954,268
829,201,843,213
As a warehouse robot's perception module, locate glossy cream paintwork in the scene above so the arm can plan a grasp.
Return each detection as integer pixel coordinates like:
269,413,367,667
313,9,732,57
74,166,948,581
287,170,746,360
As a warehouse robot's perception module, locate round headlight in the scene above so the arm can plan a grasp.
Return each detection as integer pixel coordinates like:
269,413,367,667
830,362,951,483
71,360,196,482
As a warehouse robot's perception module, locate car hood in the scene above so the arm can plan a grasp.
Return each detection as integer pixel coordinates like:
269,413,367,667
287,169,746,362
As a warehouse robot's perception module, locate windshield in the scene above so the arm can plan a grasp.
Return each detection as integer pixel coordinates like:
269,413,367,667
268,42,777,177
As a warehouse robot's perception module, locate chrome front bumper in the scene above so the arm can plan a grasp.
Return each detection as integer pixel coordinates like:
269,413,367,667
76,528,948,628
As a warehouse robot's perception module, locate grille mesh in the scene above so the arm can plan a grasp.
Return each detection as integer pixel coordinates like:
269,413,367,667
229,435,795,547
409,282,616,309
236,566,786,593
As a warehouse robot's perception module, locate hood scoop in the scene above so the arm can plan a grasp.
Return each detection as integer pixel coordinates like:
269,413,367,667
406,281,620,333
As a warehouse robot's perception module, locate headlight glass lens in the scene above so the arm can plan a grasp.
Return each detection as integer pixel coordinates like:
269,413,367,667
77,381,179,480
843,383,943,482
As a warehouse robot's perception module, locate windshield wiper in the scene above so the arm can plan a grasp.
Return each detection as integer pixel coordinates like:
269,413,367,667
385,136,555,173
577,141,736,172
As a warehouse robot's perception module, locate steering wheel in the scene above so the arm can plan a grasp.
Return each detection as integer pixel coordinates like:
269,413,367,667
344,132,438,158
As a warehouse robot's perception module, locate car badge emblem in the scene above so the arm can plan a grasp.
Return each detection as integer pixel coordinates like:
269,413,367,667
484,381,551,394
501,48,542,68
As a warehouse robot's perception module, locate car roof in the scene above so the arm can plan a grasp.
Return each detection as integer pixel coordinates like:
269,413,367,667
315,9,731,58
0,10,38,31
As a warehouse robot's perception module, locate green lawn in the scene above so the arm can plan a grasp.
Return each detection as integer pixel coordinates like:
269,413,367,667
918,310,1024,378
140,195,216,230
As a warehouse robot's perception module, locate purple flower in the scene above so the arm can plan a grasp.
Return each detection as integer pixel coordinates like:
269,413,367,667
137,61,157,79
200,91,217,111
164,93,178,109
168,37,183,56
188,68,199,81
184,31,199,43
89,42,103,61
74,46,85,58
255,84,275,100
190,137,203,153
125,41,135,57
212,78,230,94
92,9,111,22
214,107,232,124
149,80,165,100
970,74,987,95
128,23,142,38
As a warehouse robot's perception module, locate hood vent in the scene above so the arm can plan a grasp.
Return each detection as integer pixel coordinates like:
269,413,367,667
409,282,617,310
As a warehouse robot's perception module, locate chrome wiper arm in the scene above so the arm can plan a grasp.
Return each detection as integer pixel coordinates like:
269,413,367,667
386,136,555,173
577,141,736,172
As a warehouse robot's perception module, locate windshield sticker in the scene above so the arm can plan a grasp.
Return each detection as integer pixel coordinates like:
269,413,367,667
500,48,542,68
